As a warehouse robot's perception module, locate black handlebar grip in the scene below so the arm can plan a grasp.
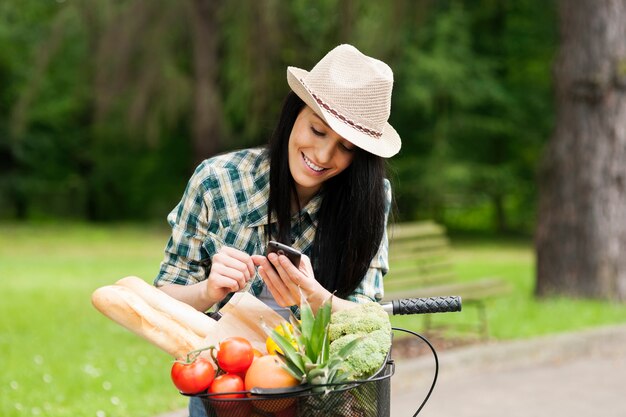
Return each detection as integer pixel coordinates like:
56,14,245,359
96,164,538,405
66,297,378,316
392,296,462,315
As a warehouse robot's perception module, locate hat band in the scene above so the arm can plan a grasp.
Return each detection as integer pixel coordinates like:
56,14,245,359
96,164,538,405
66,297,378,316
301,79,383,139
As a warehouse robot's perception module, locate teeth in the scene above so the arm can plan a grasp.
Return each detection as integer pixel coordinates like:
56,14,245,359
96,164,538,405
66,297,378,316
303,154,325,172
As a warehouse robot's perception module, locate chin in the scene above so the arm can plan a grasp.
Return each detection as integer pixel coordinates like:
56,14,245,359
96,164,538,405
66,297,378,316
293,175,319,189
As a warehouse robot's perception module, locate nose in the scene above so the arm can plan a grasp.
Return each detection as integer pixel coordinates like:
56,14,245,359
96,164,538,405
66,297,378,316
315,140,337,164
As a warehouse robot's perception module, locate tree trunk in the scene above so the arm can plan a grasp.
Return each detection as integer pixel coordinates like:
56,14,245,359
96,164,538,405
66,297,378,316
338,0,354,43
535,0,626,300
188,0,224,167
249,0,278,133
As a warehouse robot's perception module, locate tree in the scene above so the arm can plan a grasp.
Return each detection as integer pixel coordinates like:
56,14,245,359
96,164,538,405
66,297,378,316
0,0,558,226
392,2,523,230
187,0,224,166
536,0,626,300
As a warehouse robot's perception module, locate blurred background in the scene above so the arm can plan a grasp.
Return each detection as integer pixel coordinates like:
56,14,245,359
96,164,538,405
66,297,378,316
2,1,626,417
0,0,554,232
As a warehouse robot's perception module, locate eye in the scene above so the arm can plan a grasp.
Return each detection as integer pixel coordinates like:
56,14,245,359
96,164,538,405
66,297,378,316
340,142,355,152
310,126,325,137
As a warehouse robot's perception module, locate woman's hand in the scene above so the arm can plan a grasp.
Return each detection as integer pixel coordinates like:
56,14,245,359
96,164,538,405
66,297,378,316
251,253,332,312
205,246,256,306
157,246,255,312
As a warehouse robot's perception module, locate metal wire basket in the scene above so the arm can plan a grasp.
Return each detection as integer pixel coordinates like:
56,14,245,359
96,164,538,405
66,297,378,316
191,349,394,417
188,296,462,417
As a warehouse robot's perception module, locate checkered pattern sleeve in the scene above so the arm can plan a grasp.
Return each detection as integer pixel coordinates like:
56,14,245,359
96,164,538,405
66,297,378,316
155,164,217,287
346,179,391,304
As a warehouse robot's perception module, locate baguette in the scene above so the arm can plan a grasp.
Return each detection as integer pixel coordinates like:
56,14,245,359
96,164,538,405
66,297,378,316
91,285,205,359
116,276,217,339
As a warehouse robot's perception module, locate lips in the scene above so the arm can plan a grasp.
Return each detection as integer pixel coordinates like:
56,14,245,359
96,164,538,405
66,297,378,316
302,152,326,173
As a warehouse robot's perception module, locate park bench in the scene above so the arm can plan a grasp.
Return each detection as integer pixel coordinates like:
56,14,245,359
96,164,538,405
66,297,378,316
383,220,512,339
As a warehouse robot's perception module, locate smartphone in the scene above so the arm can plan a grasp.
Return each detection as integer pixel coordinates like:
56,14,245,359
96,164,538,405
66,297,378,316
266,240,302,267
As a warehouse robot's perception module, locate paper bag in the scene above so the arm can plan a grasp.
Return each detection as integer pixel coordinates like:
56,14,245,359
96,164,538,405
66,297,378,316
210,292,286,354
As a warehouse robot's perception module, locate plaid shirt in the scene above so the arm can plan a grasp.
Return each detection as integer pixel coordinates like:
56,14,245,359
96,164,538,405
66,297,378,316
155,148,390,313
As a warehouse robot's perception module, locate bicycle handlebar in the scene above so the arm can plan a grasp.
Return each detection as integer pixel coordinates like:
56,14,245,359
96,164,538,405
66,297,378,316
382,296,462,315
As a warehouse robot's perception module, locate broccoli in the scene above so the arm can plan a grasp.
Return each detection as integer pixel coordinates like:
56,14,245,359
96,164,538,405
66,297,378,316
328,302,392,379
328,301,390,340
329,329,391,379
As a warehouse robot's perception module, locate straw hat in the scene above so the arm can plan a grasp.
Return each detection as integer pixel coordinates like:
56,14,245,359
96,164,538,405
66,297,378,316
287,44,401,158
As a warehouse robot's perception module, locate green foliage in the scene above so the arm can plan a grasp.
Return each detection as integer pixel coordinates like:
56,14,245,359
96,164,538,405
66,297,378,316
266,294,361,392
0,0,558,233
391,0,556,233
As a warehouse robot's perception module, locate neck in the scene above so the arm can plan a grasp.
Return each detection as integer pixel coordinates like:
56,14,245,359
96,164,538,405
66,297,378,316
292,185,319,214
291,194,303,215
291,190,314,214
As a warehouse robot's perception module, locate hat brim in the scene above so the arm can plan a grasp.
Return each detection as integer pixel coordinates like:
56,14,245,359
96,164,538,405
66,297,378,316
287,67,401,158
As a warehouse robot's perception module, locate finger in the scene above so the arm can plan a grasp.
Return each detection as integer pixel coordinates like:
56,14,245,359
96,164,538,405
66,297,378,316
259,267,287,306
260,264,297,307
210,263,247,290
267,252,287,277
271,254,305,304
251,255,275,275
209,272,241,293
251,255,268,267
277,255,306,302
214,251,253,282
267,253,297,287
220,247,256,279
299,254,314,274
255,255,283,285
256,264,268,280
278,255,303,285
259,267,286,306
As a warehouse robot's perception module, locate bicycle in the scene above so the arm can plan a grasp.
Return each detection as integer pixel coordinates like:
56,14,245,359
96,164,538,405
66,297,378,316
185,296,462,417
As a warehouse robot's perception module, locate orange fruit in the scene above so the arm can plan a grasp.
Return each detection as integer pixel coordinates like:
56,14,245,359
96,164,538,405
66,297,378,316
245,355,300,412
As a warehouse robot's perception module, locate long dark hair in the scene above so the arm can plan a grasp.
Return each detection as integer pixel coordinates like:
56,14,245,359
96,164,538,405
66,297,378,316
267,92,387,298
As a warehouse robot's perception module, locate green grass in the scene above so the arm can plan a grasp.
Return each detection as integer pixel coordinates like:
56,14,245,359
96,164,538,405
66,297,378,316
0,222,187,417
2,223,626,417
390,235,626,339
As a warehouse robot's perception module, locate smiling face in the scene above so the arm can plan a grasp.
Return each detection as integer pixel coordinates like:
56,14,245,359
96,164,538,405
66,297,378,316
288,106,356,206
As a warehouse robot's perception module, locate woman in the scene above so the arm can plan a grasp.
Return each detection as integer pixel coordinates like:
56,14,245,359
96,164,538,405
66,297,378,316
155,43,400,417
155,43,400,332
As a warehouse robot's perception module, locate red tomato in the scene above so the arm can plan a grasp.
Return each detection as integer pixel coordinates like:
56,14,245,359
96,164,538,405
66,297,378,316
209,373,246,399
170,357,215,394
216,337,254,374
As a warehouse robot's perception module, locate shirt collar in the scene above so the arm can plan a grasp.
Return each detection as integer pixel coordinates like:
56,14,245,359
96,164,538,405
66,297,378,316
300,192,322,224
